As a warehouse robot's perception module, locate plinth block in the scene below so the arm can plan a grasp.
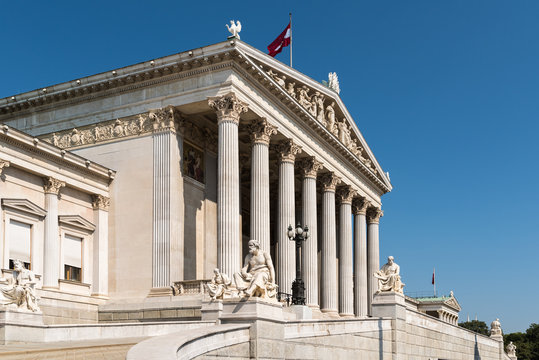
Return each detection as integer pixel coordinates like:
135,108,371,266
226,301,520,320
202,297,283,324
371,291,406,319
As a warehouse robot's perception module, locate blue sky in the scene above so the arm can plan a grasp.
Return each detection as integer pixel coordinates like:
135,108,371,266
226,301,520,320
1,1,537,332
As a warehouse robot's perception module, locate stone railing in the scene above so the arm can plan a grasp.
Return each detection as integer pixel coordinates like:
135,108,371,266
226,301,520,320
172,279,210,296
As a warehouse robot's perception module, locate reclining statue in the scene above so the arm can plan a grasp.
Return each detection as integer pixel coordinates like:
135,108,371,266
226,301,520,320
233,239,277,299
0,260,39,312
374,256,405,294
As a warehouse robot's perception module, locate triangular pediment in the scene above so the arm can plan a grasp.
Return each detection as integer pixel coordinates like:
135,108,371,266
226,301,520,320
444,296,462,311
234,42,392,192
58,215,95,232
1,198,47,218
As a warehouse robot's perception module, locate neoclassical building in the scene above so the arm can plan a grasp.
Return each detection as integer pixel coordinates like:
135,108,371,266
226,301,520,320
0,38,510,359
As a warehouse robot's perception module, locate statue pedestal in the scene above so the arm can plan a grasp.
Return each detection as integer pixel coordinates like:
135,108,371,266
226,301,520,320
284,305,312,320
0,306,43,326
371,291,406,319
0,307,44,344
201,297,283,324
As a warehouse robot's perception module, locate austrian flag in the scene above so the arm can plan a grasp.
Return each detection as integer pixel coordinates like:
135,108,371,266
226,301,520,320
267,22,291,57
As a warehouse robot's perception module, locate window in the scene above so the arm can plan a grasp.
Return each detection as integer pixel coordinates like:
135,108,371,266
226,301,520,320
63,234,82,282
8,220,31,270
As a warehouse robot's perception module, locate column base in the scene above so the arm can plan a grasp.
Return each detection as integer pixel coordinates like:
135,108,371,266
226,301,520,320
339,312,355,318
320,309,340,319
284,305,312,320
147,287,174,298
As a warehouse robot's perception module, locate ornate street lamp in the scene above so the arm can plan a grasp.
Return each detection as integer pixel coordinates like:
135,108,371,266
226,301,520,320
287,223,309,305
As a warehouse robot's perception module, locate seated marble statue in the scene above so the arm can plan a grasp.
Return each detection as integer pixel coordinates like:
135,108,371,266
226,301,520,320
374,256,405,294
233,240,277,299
206,268,231,300
0,260,39,312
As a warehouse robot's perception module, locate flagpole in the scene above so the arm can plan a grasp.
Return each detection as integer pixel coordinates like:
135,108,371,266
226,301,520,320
289,12,293,68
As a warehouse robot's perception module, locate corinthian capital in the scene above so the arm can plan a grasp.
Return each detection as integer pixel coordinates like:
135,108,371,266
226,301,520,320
149,105,183,133
43,177,65,195
208,92,248,125
0,159,10,176
297,156,323,179
249,118,277,145
367,207,384,224
319,172,341,192
273,139,302,163
352,198,370,215
92,194,110,211
337,185,357,205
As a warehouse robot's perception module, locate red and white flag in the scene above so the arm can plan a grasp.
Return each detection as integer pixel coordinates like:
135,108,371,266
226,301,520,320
432,268,435,285
267,22,291,57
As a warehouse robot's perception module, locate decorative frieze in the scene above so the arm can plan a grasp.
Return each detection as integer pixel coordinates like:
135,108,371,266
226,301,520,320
273,139,302,163
297,157,323,179
0,159,10,176
92,195,110,211
367,207,384,224
352,198,370,215
208,92,248,124
248,118,277,145
319,172,341,192
42,177,65,195
337,185,357,205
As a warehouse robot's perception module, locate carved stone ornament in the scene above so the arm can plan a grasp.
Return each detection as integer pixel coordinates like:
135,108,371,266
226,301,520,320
149,105,183,132
0,260,39,312
337,185,357,204
249,118,277,145
0,159,10,176
319,172,341,192
43,177,65,195
225,20,241,39
42,113,155,149
208,92,248,124
367,207,383,224
506,341,516,357
297,157,323,179
374,256,405,294
273,139,302,163
92,194,110,210
352,198,370,215
490,318,502,336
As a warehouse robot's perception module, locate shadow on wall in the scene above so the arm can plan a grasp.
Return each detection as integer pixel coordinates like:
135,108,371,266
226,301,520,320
474,334,482,360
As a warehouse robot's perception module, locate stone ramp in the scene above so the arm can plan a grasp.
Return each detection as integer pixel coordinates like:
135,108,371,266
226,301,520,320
0,337,146,359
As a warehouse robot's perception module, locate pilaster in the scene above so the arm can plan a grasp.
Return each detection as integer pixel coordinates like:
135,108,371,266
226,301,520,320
42,176,65,288
91,195,109,298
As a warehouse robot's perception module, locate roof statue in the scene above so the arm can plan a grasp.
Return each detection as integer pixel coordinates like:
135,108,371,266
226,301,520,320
226,20,242,39
328,72,341,94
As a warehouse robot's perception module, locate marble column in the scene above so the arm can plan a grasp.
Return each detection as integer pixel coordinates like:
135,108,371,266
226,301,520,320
248,118,277,253
352,198,370,317
319,172,341,314
91,195,110,297
337,186,356,317
274,139,301,294
208,93,248,278
150,106,184,294
0,160,9,269
367,207,383,315
297,157,323,308
43,177,65,288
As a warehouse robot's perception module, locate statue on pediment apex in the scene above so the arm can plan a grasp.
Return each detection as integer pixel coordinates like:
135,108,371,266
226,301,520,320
226,20,241,39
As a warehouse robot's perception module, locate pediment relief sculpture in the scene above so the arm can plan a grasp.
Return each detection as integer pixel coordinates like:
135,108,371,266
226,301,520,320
263,66,378,174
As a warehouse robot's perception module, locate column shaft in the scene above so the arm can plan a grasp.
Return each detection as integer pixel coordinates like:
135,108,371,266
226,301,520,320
277,160,295,294
353,205,368,317
302,176,318,307
338,201,353,316
367,208,382,314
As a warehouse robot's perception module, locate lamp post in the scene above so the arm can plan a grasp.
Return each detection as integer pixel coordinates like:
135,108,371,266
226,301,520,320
288,223,309,305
